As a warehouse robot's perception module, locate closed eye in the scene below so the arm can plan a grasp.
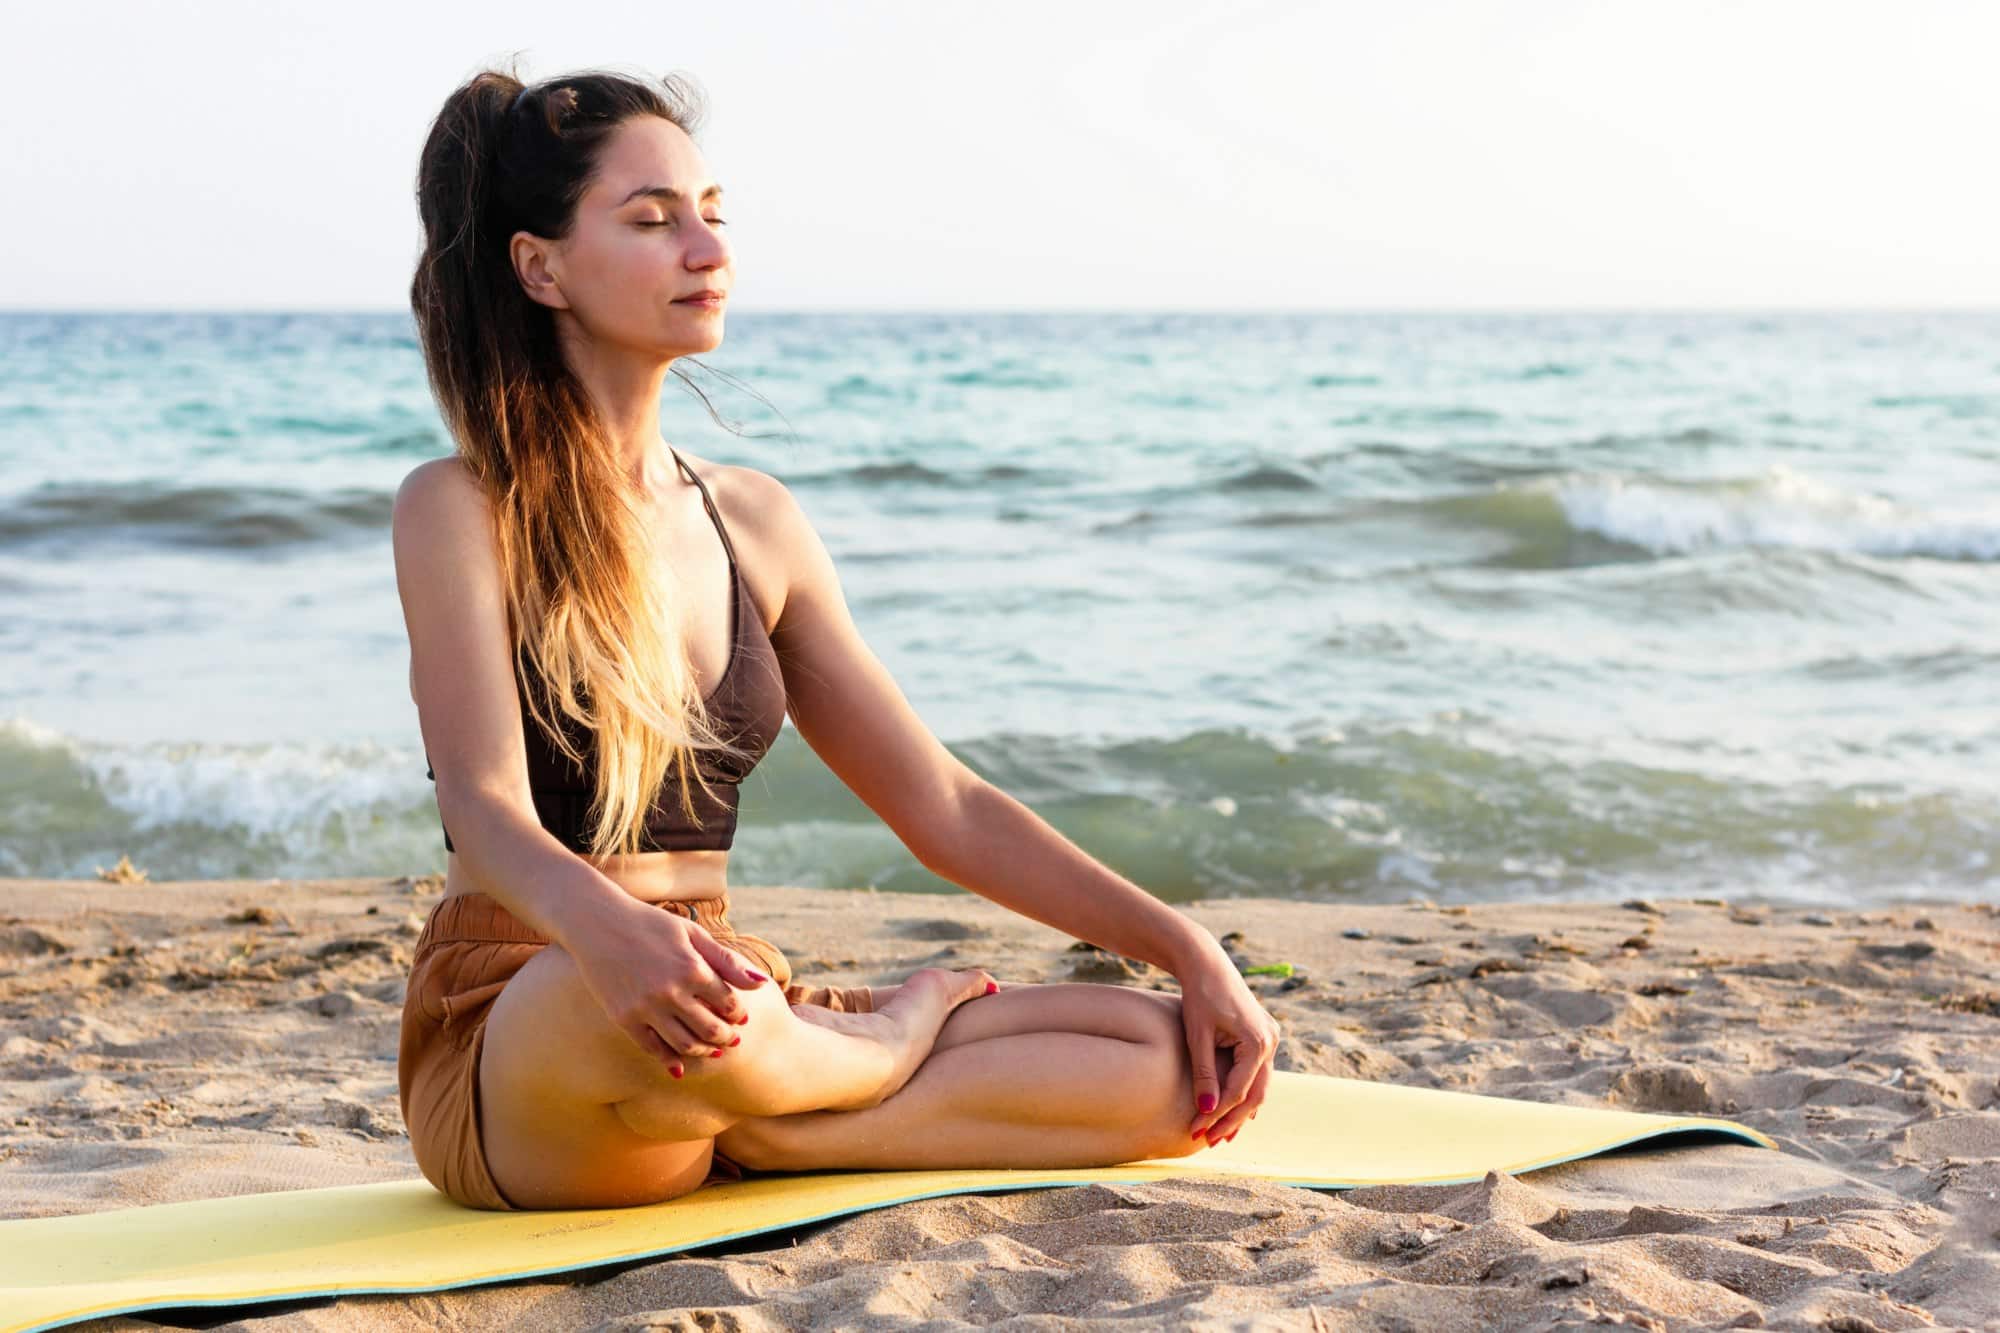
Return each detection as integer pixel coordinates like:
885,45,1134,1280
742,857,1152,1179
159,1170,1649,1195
639,219,728,227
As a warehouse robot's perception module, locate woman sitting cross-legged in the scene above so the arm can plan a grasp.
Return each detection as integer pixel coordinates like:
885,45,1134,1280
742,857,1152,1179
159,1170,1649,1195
392,62,1279,1211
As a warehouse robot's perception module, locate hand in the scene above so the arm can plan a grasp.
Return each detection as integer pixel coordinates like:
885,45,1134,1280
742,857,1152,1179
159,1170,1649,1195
565,895,772,1078
1175,945,1280,1146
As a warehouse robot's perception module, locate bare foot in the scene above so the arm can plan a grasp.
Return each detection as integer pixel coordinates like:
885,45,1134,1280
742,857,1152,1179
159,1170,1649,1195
849,966,996,1109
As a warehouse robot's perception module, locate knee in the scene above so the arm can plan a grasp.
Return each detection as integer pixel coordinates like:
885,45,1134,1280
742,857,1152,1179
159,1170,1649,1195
1105,996,1210,1161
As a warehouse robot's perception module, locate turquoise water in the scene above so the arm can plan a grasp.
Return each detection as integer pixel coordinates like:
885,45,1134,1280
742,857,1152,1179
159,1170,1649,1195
1,309,1996,905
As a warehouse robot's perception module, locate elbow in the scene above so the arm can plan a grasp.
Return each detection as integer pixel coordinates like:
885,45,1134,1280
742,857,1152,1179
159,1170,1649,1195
431,780,539,872
909,775,989,878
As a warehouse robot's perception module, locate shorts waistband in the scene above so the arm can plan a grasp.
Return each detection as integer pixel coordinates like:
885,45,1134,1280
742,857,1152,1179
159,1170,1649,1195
414,890,731,953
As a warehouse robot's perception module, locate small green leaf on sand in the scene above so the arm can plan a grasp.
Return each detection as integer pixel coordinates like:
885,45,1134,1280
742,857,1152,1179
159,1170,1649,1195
1242,961,1294,978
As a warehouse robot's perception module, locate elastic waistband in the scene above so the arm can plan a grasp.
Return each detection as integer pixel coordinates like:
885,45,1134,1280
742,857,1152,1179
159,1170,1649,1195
415,890,730,952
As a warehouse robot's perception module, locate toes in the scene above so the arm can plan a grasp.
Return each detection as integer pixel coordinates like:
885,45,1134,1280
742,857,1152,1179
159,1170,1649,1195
906,966,1001,1003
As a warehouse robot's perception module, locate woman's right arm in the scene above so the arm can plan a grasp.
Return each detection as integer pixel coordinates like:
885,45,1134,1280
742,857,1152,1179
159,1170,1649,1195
391,458,760,1060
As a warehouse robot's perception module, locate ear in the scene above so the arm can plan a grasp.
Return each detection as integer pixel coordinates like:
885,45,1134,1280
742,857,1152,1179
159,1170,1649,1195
510,230,570,311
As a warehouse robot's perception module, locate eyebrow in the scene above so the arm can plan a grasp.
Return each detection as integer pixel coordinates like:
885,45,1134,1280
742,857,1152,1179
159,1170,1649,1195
617,183,725,208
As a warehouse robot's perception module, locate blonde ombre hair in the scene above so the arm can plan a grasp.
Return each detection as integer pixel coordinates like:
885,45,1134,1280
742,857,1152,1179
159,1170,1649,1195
409,62,763,857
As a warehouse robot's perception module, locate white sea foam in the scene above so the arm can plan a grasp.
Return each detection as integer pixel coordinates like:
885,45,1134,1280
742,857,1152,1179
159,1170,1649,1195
0,717,426,875
1553,466,2000,560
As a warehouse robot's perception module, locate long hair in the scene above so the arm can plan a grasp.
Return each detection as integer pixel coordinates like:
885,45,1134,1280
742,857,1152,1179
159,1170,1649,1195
409,60,757,857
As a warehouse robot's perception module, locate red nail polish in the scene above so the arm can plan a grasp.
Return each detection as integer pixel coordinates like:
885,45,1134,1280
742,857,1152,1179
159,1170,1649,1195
670,1066,683,1079
1191,1127,1206,1140
729,1036,741,1046
1198,1093,1216,1113
984,980,998,995
745,970,769,983
709,1050,724,1058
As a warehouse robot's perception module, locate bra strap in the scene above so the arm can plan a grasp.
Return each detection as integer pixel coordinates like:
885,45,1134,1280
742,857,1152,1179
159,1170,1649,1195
670,448,740,570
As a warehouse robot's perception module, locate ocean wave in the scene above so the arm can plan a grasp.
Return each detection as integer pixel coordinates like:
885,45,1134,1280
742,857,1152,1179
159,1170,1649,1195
1552,467,2000,560
929,722,2000,904
4,714,1993,903
0,719,434,880
797,459,1047,488
1395,467,2000,564
0,479,393,553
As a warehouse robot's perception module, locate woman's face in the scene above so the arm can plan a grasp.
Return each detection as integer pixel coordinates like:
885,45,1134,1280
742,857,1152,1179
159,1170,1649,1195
514,115,733,361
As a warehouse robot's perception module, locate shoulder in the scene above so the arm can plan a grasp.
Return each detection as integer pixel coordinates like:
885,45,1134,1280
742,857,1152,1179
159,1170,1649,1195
678,454,818,620
678,452,789,508
394,455,489,524
680,453,805,541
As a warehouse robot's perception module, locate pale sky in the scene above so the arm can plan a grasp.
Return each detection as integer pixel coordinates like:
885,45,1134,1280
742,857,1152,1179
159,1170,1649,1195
9,0,1996,311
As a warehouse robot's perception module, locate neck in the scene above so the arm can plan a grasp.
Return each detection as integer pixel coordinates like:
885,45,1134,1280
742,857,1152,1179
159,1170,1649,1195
554,324,682,494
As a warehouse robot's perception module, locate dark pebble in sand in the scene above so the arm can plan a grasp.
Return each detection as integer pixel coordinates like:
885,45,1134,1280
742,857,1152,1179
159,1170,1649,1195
897,919,990,942
1067,952,1160,985
0,926,73,957
1622,899,1663,916
311,936,392,960
1342,928,1372,940
1860,940,1937,962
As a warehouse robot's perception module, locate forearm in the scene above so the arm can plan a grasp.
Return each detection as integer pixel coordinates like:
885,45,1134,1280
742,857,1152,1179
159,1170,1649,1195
918,782,1223,975
434,784,641,949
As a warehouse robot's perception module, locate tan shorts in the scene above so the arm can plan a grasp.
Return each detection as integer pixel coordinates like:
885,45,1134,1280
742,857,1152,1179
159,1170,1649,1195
397,890,875,1211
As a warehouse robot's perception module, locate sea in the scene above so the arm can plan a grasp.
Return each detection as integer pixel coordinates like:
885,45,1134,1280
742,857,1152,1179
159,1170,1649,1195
2,309,1995,907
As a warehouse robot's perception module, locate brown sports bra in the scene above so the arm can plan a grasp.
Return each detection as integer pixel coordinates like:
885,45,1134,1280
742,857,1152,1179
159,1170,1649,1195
423,450,787,854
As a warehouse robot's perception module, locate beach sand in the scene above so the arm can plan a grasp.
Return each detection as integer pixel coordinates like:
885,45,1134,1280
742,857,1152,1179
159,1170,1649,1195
2,876,1996,1331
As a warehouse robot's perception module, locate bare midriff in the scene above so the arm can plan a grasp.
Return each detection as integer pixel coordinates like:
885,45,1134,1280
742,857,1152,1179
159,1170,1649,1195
440,847,730,907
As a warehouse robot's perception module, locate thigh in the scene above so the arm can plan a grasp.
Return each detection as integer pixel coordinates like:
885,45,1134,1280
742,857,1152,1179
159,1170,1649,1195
926,980,1184,1053
475,928,909,1208
475,938,799,1208
714,981,1211,1173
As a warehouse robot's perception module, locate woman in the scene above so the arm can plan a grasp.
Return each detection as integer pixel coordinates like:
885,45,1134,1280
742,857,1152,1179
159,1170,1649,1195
394,63,1279,1211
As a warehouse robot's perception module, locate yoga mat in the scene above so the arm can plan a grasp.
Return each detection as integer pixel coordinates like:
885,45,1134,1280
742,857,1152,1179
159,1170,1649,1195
0,1071,1773,1333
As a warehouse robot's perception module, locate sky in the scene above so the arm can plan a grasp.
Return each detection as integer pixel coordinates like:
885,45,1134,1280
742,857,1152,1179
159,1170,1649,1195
8,0,1996,312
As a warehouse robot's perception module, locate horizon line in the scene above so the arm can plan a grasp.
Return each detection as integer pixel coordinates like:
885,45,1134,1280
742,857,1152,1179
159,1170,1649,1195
4,303,1999,317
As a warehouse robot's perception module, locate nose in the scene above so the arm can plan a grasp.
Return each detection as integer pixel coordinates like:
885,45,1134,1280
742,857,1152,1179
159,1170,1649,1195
689,219,730,267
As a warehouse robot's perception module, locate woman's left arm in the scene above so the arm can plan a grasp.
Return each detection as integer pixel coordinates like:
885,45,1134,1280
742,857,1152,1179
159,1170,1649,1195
919,781,1281,1143
755,467,1280,1144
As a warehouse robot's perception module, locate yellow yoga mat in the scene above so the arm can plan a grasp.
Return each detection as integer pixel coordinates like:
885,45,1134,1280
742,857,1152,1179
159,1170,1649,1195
1,1071,1772,1333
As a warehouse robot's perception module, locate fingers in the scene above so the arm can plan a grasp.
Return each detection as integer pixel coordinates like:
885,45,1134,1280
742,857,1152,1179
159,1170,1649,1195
615,962,746,1071
1203,1052,1273,1144
661,995,740,1057
623,1014,704,1078
663,1009,744,1060
627,1021,683,1079
1183,1015,1222,1134
1209,1034,1261,1121
1187,1018,1279,1143
692,930,774,994
681,935,760,1033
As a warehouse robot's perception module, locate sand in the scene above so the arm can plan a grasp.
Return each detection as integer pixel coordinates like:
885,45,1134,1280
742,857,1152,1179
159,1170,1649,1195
2,875,1996,1331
